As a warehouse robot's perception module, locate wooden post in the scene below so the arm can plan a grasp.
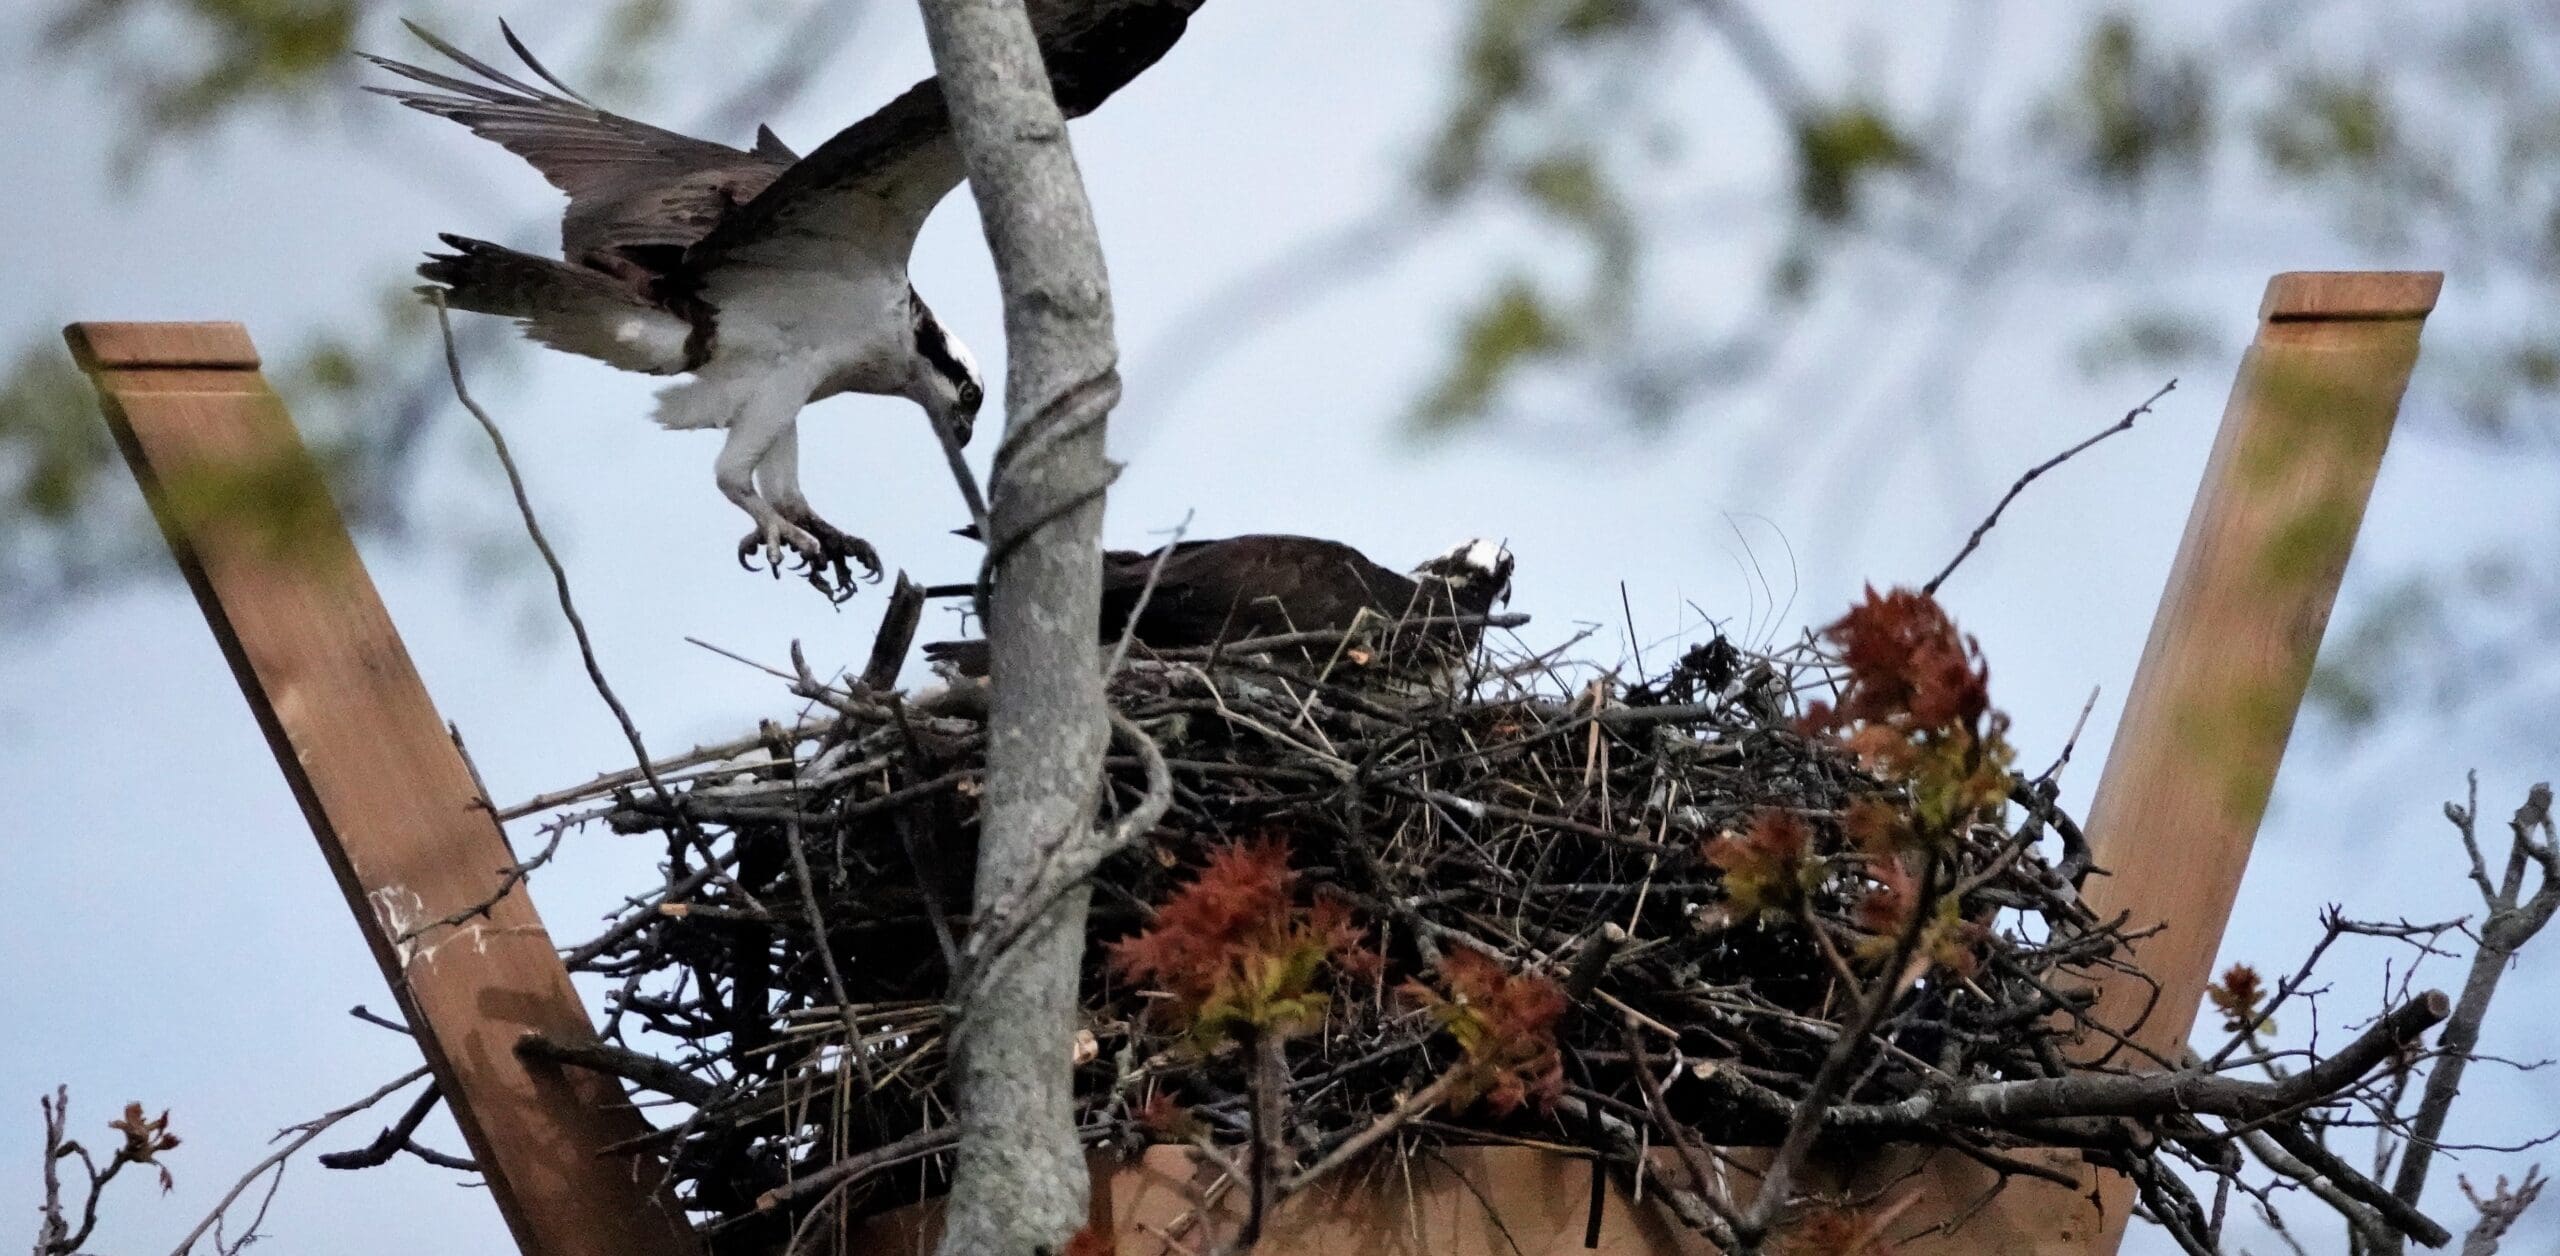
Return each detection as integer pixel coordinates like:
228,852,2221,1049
2061,272,2439,1253
67,322,699,1256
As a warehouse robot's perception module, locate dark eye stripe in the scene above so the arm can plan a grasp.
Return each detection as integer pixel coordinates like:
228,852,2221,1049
909,287,976,392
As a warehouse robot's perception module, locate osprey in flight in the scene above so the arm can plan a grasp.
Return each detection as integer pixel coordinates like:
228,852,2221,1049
926,534,1516,678
366,9,1199,598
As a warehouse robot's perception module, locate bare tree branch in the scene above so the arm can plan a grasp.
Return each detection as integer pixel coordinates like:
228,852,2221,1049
513,1034,719,1108
2389,782,2560,1225
910,1,1205,1251
165,1067,431,1256
2459,1167,2546,1256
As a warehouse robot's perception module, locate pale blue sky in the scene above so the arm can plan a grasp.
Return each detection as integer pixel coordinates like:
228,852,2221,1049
4,3,2555,1252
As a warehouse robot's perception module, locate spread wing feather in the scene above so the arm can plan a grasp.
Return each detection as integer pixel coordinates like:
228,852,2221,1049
364,22,786,261
683,79,964,271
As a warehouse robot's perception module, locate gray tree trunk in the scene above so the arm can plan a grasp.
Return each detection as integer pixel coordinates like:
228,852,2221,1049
915,0,1122,1251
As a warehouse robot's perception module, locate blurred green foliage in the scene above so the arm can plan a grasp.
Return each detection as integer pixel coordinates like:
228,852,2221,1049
0,296,437,617
2039,14,2213,188
1416,0,1653,430
40,0,701,156
1791,103,1916,223
1410,0,2560,737
5,0,803,620
1418,277,1570,430
3,347,111,526
45,0,366,166
1412,1,2560,442
2256,69,2395,178
14,0,2560,736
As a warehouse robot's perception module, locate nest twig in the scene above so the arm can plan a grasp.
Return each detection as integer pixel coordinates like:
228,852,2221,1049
514,620,2453,1254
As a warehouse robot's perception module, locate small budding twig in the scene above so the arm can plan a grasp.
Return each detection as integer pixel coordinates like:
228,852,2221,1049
2458,1167,2546,1256
316,1084,474,1172
35,1088,168,1256
164,1066,432,1256
1923,378,2173,596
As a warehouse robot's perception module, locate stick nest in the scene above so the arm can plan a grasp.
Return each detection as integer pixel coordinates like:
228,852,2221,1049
538,603,2189,1252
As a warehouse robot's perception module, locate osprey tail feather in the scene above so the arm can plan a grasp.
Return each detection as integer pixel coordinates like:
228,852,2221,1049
421,234,695,375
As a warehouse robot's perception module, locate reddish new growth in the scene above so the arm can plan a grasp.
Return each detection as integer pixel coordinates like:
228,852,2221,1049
1802,587,2014,975
1850,852,1986,977
2208,963,2273,1036
1706,809,1822,920
1853,853,1917,936
107,1102,181,1193
1132,1091,1205,1141
1407,946,1567,1115
1803,588,2013,837
1109,838,1374,1047
1805,586,1994,744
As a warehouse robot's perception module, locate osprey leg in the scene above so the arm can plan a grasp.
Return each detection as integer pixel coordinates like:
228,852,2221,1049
713,385,820,576
753,424,882,596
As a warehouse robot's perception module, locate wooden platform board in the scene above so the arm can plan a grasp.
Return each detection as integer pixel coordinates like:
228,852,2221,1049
69,321,699,1256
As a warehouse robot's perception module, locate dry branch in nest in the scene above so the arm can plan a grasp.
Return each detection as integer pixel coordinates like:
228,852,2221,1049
514,590,2464,1255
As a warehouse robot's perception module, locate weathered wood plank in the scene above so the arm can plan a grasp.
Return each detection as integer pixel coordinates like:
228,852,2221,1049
67,321,699,1256
2060,272,2437,1253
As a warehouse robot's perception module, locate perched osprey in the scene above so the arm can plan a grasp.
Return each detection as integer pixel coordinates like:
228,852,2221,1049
925,534,1516,677
366,8,1200,597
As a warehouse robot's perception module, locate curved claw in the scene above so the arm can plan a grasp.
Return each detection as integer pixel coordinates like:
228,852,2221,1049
787,517,884,600
738,522,820,583
805,561,857,606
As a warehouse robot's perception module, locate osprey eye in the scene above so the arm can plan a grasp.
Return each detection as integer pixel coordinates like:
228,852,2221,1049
960,381,983,410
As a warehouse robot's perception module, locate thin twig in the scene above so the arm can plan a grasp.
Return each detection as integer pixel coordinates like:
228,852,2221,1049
167,1067,432,1256
1104,510,1193,680
1923,379,2173,595
783,814,877,1088
431,295,675,813
1737,849,1945,1246
431,295,754,917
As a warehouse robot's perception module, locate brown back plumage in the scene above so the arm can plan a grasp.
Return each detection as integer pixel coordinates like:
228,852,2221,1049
924,534,1511,679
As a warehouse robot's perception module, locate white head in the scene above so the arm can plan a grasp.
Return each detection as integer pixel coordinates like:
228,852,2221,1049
908,287,985,444
1411,538,1515,609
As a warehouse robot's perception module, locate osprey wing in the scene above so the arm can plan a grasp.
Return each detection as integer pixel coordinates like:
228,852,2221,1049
683,78,965,272
1103,536,1414,651
365,22,788,259
687,0,1207,273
